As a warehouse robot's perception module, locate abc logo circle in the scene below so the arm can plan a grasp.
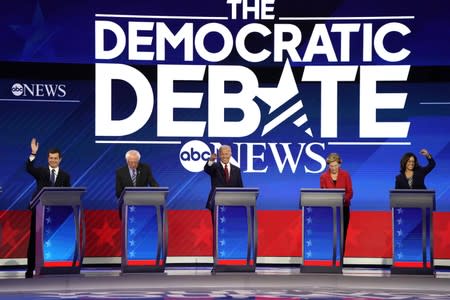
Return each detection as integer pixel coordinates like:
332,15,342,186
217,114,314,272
179,140,211,172
11,83,24,96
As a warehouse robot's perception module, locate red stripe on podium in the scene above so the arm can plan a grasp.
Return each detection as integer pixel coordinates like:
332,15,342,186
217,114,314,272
127,259,157,266
43,261,79,267
393,261,430,268
216,259,254,265
303,260,336,266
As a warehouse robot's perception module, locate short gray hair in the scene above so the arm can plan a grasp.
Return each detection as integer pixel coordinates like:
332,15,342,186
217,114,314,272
125,150,141,161
219,145,231,154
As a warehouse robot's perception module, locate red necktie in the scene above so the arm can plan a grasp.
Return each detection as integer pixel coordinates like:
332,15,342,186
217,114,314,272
224,164,230,183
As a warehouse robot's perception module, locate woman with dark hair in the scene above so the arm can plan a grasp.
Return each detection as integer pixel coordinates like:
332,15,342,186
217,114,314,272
395,149,436,189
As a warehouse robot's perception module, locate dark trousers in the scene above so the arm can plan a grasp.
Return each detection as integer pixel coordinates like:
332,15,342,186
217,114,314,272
26,208,36,277
343,206,350,256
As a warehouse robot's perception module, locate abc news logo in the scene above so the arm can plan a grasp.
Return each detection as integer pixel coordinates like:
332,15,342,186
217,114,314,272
11,83,67,98
179,140,212,172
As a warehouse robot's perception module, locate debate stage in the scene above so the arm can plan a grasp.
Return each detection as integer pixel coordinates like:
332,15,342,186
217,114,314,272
0,266,449,299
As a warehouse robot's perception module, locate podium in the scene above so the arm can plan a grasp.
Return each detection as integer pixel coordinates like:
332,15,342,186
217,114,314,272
300,188,345,273
390,190,435,275
120,187,168,273
30,187,86,275
213,187,259,272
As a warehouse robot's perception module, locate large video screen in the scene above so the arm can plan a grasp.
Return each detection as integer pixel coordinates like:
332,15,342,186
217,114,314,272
1,0,449,212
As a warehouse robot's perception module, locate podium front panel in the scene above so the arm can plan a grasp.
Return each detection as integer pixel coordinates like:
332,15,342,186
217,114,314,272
42,206,78,267
120,187,168,273
213,188,258,272
390,190,435,275
300,188,344,273
124,205,161,266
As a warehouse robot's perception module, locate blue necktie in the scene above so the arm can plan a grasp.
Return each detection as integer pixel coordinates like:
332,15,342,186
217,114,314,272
132,169,137,186
50,169,56,186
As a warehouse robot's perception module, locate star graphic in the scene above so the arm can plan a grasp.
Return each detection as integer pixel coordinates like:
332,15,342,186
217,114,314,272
306,217,312,224
129,216,135,224
256,60,312,137
45,240,52,248
219,239,226,246
190,217,212,249
129,206,136,213
306,207,313,213
397,218,403,225
396,229,403,237
129,240,135,247
45,251,51,259
220,206,226,213
129,250,135,258
45,206,51,213
91,220,121,249
9,1,60,60
220,216,226,224
396,208,403,215
306,239,312,247
306,250,312,258
129,228,136,236
45,216,52,224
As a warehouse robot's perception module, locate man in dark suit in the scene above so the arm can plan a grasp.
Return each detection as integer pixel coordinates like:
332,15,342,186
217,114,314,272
204,145,243,211
116,150,159,219
25,138,71,278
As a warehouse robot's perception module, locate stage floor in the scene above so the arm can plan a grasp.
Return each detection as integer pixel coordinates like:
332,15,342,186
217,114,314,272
0,266,449,299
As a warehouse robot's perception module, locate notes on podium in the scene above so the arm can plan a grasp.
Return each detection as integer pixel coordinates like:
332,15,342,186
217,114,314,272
212,187,259,272
30,187,86,275
300,188,344,273
390,189,435,275
119,187,169,273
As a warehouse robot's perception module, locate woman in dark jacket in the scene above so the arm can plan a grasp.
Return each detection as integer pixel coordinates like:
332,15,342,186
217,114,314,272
395,149,436,189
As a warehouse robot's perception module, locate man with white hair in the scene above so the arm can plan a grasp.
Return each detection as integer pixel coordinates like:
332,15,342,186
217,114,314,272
115,149,159,219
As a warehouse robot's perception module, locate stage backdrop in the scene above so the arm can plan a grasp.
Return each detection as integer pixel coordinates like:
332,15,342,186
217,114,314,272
0,0,449,263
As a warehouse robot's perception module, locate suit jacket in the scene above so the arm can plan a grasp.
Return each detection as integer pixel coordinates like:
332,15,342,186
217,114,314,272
26,158,71,200
320,169,353,206
115,163,159,198
204,161,243,210
395,157,436,189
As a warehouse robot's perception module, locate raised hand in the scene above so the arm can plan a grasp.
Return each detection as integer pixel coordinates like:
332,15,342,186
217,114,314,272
420,149,430,158
30,138,39,154
209,153,217,161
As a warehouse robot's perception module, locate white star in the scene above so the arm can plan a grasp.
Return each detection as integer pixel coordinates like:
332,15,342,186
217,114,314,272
45,252,51,259
397,252,403,259
129,250,135,258
306,250,312,258
45,217,52,224
45,240,52,248
220,206,226,212
306,217,312,224
45,206,51,213
129,228,136,236
306,207,313,213
219,239,226,246
396,229,403,237
129,216,135,224
129,240,135,247
397,218,403,225
306,240,312,247
220,216,226,224
396,208,403,214
129,206,136,213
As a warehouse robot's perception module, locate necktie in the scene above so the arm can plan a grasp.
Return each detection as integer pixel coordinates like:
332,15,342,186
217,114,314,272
50,169,56,186
224,164,230,184
132,169,137,186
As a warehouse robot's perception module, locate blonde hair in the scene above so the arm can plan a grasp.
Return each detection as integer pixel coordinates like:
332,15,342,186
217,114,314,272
326,153,341,164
